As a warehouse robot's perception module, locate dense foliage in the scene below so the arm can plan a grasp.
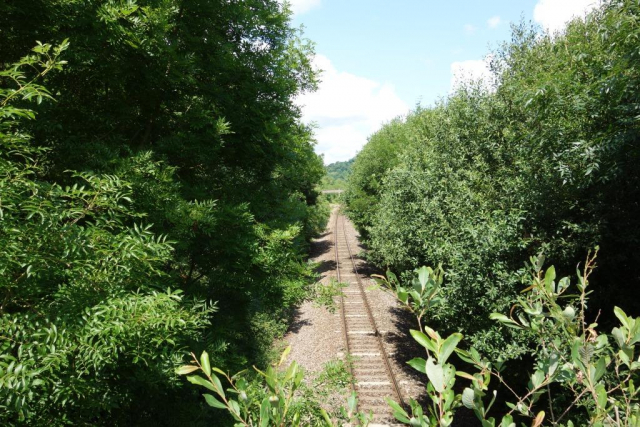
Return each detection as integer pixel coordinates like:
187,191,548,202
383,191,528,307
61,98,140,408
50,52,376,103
0,1,327,425
377,257,640,427
344,117,414,235
3,0,640,425
346,0,640,359
177,347,370,426
319,159,353,190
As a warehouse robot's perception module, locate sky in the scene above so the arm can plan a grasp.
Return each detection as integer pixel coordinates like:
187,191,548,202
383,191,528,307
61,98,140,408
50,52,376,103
287,0,600,164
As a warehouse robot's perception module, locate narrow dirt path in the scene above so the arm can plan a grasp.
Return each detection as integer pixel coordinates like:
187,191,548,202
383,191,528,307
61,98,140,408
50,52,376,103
285,206,427,426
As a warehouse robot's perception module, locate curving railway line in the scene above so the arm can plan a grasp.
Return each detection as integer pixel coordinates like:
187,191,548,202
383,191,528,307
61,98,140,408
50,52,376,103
333,210,405,425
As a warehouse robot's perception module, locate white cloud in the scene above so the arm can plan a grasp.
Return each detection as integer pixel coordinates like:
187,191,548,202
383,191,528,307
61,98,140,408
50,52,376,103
464,24,477,34
533,0,599,33
283,0,321,15
450,58,493,92
487,15,501,28
297,55,409,164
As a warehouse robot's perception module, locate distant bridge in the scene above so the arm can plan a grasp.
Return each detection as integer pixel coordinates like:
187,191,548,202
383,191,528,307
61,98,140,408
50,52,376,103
321,189,344,194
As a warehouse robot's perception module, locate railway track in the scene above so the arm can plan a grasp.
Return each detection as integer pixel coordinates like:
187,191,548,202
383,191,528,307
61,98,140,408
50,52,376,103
333,210,405,425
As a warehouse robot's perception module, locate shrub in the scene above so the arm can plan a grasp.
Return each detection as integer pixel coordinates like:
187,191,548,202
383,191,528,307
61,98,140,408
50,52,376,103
0,42,214,425
377,253,640,426
348,0,640,359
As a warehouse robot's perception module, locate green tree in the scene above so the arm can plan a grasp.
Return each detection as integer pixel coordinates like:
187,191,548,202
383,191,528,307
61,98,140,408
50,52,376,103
348,0,640,360
319,158,354,190
0,42,215,425
344,117,413,236
1,0,327,424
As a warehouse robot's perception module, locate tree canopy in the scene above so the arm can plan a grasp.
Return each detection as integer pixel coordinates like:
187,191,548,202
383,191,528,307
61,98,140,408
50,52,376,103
319,158,353,190
0,1,327,424
346,0,640,359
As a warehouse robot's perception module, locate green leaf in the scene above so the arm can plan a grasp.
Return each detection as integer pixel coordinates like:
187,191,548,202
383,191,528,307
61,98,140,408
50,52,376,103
175,365,199,375
212,367,228,376
229,400,241,417
612,327,626,347
204,393,227,409
347,391,357,412
407,357,427,374
595,383,607,409
284,360,298,382
557,277,570,293
439,333,462,364
530,370,545,388
410,329,436,353
320,409,333,426
614,306,630,330
489,313,521,329
618,347,632,367
571,339,587,372
409,290,421,303
386,397,409,418
279,345,291,366
386,269,398,284
425,358,445,393
398,290,409,304
462,387,475,409
544,266,556,293
187,375,217,392
260,398,270,427
211,373,225,398
592,357,606,382
417,266,430,290
264,366,276,392
499,414,515,427
200,351,211,377
455,349,474,364
547,352,559,376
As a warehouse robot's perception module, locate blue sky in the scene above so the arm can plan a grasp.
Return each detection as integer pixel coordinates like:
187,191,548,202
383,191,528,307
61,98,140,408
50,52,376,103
288,0,599,164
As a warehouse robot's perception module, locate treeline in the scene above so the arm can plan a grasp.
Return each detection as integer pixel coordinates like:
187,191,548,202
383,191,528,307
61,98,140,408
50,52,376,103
0,1,327,425
319,158,353,190
346,0,640,360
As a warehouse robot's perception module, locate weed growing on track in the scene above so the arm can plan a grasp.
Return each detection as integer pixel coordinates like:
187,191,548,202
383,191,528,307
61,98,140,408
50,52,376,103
313,279,348,313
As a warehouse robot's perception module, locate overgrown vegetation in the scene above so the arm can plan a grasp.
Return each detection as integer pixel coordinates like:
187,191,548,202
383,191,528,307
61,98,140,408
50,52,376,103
312,278,348,313
178,347,371,426
319,159,353,191
376,255,640,426
346,0,640,361
3,0,640,425
0,1,327,424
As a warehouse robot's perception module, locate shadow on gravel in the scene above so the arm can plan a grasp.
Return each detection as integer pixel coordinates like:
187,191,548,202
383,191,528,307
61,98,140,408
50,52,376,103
314,259,337,277
288,307,312,334
309,233,336,280
384,306,428,398
315,231,330,240
309,238,333,258
353,256,380,277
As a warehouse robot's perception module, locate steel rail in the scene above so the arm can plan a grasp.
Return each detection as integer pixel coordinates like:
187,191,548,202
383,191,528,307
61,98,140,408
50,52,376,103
334,209,358,411
339,213,406,410
335,208,405,419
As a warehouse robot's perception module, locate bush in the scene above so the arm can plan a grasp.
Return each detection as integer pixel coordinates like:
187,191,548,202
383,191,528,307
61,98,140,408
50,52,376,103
178,348,372,426
0,0,327,423
0,42,215,425
347,0,640,359
377,253,640,426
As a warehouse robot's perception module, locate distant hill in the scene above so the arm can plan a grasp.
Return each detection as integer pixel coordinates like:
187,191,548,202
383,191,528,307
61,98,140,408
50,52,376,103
320,158,353,190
